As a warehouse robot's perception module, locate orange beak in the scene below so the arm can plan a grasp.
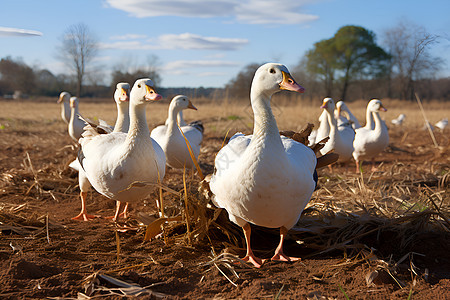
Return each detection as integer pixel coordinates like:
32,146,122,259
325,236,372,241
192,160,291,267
187,100,197,110
119,88,129,102
145,85,162,102
279,71,305,93
379,104,387,112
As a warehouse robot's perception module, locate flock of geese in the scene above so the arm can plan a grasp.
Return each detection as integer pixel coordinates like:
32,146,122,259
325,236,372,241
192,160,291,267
56,63,444,268
309,97,389,173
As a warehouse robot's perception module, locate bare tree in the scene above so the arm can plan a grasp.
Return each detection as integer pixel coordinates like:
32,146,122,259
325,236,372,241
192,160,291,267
382,20,442,100
111,54,161,89
57,23,98,97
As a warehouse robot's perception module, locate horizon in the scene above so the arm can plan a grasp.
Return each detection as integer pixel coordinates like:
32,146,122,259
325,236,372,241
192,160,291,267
2,0,450,88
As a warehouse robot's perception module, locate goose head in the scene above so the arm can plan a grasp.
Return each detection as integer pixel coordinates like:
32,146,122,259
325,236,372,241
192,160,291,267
336,100,350,117
320,97,335,113
58,91,71,104
367,99,387,113
69,96,79,109
130,78,162,106
114,82,130,106
169,95,197,113
251,63,305,99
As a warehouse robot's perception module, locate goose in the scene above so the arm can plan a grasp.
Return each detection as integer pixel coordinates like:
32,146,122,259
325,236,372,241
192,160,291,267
312,100,332,145
319,98,355,164
71,82,131,221
68,97,86,142
352,99,389,173
58,91,71,124
391,114,406,126
335,101,361,129
210,63,317,268
435,118,448,131
150,95,202,170
77,78,165,219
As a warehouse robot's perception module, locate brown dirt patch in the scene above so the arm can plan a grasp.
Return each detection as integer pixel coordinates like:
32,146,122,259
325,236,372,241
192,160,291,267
0,111,449,299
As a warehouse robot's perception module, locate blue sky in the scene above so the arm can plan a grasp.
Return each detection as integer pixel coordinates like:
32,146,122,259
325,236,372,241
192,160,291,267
1,0,449,88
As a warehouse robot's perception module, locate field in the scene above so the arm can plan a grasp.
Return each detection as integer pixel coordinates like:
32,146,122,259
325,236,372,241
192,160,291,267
0,95,449,299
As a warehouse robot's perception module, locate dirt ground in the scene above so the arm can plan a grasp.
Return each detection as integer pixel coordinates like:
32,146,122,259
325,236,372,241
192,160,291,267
0,101,449,299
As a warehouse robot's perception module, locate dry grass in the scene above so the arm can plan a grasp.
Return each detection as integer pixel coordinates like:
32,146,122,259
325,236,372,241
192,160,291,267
1,96,448,133
0,96,449,298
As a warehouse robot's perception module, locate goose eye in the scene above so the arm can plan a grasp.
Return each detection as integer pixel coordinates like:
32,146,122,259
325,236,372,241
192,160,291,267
269,68,275,74
138,84,141,88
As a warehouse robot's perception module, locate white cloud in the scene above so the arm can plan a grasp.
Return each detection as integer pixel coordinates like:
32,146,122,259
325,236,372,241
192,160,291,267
0,27,42,37
235,0,319,25
110,33,148,40
104,0,319,25
158,33,247,50
105,0,236,18
163,60,238,73
100,33,248,51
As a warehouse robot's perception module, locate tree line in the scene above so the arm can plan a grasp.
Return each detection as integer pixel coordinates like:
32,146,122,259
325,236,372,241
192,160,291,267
0,21,448,101
226,22,449,102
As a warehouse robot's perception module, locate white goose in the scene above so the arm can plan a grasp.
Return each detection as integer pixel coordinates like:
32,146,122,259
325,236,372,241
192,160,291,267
435,118,448,131
58,91,71,124
312,100,332,145
319,98,355,163
151,95,202,170
78,78,165,216
352,99,389,173
210,63,317,268
71,82,131,221
335,101,361,129
391,114,406,126
68,97,86,142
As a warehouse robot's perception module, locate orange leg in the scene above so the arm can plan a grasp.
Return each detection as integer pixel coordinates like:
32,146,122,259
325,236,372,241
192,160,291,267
72,191,99,221
241,223,265,268
106,201,129,221
271,226,301,263
371,158,378,172
355,160,361,173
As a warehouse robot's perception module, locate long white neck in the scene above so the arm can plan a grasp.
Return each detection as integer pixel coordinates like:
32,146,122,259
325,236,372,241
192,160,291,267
372,111,385,134
166,104,182,137
251,89,279,139
125,104,151,148
177,111,187,126
326,108,338,135
113,103,130,133
365,106,374,130
62,101,70,121
70,105,79,124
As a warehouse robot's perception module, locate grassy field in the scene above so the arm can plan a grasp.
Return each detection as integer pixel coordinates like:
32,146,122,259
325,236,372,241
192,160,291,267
1,95,448,133
0,96,449,299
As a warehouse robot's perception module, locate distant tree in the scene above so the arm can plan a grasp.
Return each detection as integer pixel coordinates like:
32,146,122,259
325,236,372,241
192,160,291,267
0,56,36,95
224,63,260,100
57,23,99,97
34,69,59,96
382,20,442,100
305,25,390,100
293,56,323,103
111,55,161,88
305,39,336,96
